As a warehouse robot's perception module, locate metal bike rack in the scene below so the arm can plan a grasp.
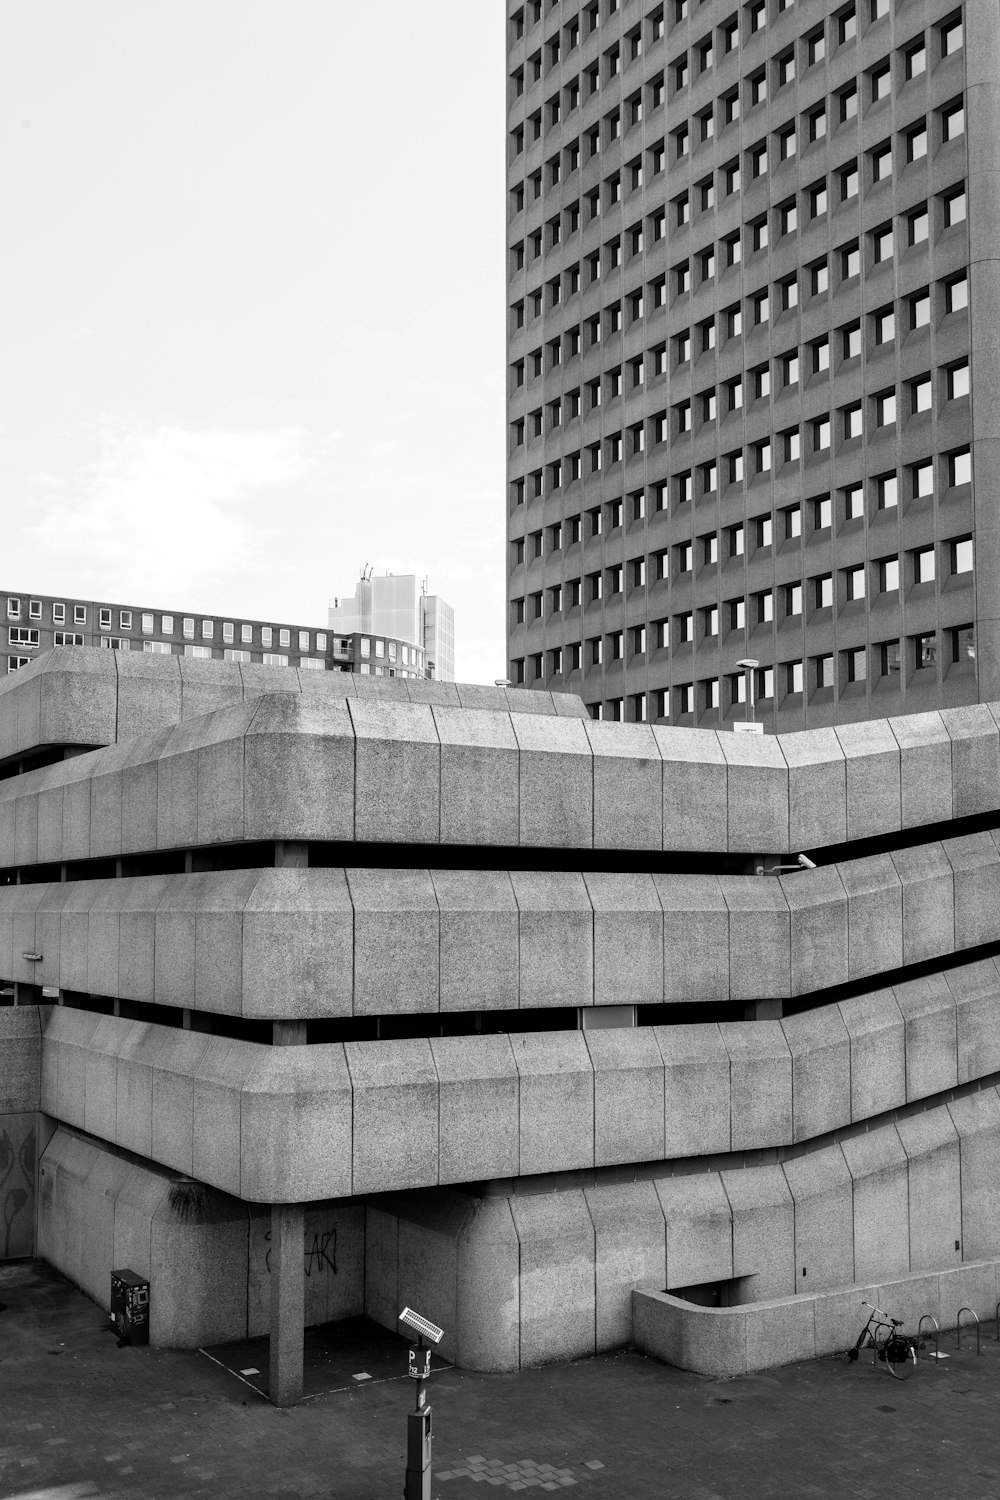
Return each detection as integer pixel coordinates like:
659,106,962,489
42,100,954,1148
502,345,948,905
917,1313,939,1362
956,1306,981,1355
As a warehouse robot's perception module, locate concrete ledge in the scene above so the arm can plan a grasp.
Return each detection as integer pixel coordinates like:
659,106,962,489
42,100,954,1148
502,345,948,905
634,1259,1000,1376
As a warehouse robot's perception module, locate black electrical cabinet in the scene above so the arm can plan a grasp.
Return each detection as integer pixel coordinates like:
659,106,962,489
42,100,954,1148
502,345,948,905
110,1268,150,1345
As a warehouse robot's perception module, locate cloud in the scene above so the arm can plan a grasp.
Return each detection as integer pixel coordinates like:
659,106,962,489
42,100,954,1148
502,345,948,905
21,419,319,604
25,471,66,489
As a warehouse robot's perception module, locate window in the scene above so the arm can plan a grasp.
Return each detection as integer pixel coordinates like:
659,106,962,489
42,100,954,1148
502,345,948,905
9,627,40,648
752,363,770,400
778,50,795,87
913,545,936,584
840,83,858,121
785,504,802,539
786,583,803,617
907,123,928,163
845,565,866,601
913,633,937,670
729,524,745,558
782,352,799,387
905,40,926,79
52,602,65,624
871,142,892,183
677,613,693,645
810,260,829,296
949,362,970,400
808,106,826,142
871,62,890,101
880,557,900,593
812,337,830,374
842,323,862,361
946,275,969,314
74,605,87,625
724,159,741,196
846,647,867,684
838,5,857,44
877,474,898,510
814,655,835,690
941,16,963,56
874,306,895,345
942,100,965,141
778,124,796,161
779,200,797,236
909,290,930,329
876,390,897,427
841,242,860,279
99,607,112,630
908,206,929,245
782,429,801,463
843,403,863,439
944,186,967,227
951,449,972,487
786,660,804,694
815,575,834,609
911,374,933,414
730,599,746,630
872,223,893,264
806,28,825,66
844,483,864,521
814,496,832,530
752,290,769,325
950,537,973,576
54,632,85,647
809,181,828,219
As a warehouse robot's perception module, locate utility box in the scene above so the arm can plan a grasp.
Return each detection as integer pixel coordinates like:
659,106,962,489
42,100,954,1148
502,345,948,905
110,1269,150,1345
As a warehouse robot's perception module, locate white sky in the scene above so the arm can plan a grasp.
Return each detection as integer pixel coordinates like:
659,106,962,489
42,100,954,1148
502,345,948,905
0,1,507,683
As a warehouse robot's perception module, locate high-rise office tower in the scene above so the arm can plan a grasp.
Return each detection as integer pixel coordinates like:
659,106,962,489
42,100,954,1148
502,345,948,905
329,573,456,680
506,0,1000,731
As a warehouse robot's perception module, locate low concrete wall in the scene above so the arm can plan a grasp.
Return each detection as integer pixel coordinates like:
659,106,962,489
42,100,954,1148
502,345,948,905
36,1127,364,1346
633,1260,1000,1377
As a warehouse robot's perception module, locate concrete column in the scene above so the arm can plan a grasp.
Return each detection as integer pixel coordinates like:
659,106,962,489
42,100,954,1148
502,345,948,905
268,1202,305,1407
273,1020,307,1046
275,840,309,869
745,999,782,1021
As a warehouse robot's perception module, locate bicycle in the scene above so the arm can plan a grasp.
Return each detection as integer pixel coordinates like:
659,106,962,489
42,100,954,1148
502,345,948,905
847,1301,918,1380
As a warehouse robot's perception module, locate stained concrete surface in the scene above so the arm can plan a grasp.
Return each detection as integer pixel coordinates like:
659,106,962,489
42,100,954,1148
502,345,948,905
5,1260,1000,1499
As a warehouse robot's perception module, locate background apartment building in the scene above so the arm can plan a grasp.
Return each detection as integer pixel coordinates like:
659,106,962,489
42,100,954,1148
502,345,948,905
3,589,430,681
506,0,999,730
329,572,456,681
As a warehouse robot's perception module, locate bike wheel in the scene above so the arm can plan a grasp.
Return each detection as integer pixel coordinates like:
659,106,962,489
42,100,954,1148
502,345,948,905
873,1324,893,1363
885,1337,917,1381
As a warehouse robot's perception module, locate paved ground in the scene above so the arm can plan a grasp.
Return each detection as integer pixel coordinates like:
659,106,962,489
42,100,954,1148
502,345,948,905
3,1261,1000,1500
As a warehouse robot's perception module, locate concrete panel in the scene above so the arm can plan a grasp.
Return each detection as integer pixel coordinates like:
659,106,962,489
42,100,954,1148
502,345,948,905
841,1125,910,1284
151,1183,250,1348
430,1034,520,1183
119,874,171,1004
585,721,662,851
348,699,440,844
431,868,519,1013
838,854,903,981
241,662,305,702
949,958,1000,1083
155,720,200,851
121,726,172,855
505,687,556,716
302,1201,365,1329
433,706,520,847
510,1030,594,1175
510,870,593,1009
58,882,102,994
744,1297,817,1372
112,1165,166,1292
456,1196,522,1372
812,1281,880,1358
721,1022,792,1151
34,883,73,993
114,650,183,741
239,1043,353,1201
193,703,256,847
37,650,119,754
35,764,67,865
406,680,461,707
893,974,958,1101
655,874,730,1003
510,1191,595,1365
0,1109,37,1257
242,868,354,1020
890,843,955,966
584,1026,665,1166
941,703,1000,819
897,1109,962,1274
0,1006,42,1112
633,1291,747,1378
395,1193,466,1365
61,754,97,863
347,867,440,1015
937,1260,1000,1334
888,711,952,828
838,989,906,1121
947,1092,1000,1266
43,1007,102,1128
781,866,849,997
115,1021,167,1160
778,727,847,851
833,719,902,841
655,726,728,853
245,694,355,842
10,882,50,986
781,1005,851,1143
657,1022,731,1157
153,875,202,1009
720,733,790,854
511,712,594,849
150,1030,212,1176
874,1272,941,1334
719,878,790,1002
722,1164,795,1302
78,1146,133,1307
191,1038,258,1196
585,1179,666,1351
88,741,136,859
12,779,39,867
346,1039,439,1193
947,831,1000,949
454,683,511,713
585,871,663,1007
783,1144,854,1294
194,868,258,1017
177,655,244,721
363,1206,399,1330
658,1172,733,1289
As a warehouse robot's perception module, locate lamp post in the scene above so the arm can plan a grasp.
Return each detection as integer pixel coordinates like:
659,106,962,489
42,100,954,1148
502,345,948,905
736,658,759,725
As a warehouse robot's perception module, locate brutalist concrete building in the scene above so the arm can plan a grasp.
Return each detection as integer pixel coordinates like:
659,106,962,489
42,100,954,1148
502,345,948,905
506,0,999,731
4,648,1000,1400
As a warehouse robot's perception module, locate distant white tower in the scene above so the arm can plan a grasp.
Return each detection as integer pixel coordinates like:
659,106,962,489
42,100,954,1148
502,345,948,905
329,571,455,681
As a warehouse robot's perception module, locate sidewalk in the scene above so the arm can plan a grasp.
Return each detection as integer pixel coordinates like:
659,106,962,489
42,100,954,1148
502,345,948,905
3,1261,1000,1500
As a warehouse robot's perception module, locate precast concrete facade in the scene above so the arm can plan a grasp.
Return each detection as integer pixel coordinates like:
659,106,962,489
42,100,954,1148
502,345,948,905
506,0,1000,731
3,648,1000,1392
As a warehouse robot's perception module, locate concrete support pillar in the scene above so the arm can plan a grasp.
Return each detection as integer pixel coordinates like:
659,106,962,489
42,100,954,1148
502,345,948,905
273,1020,307,1046
268,1202,305,1407
745,999,782,1021
275,840,309,869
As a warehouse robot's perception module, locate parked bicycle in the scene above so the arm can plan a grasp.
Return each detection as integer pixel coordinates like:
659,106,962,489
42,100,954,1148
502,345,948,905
847,1302,918,1380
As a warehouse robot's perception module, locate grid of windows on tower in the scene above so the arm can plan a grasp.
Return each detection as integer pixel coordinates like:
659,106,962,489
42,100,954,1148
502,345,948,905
506,0,975,729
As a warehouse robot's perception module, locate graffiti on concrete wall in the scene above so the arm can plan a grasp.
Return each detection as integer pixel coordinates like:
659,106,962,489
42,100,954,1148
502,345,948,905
261,1226,338,1277
0,1117,35,1260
